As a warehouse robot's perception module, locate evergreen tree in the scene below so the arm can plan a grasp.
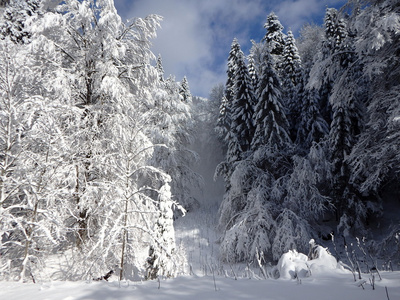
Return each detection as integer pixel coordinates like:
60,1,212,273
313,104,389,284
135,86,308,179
225,38,241,105
282,31,302,87
251,51,290,151
281,30,302,140
156,54,165,82
230,46,255,154
215,95,230,143
216,39,242,145
247,54,258,93
179,76,191,103
296,87,329,152
263,12,286,57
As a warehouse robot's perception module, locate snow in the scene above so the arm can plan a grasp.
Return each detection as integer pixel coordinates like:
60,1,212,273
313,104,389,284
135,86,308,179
3,80,400,299
1,202,400,299
1,270,400,300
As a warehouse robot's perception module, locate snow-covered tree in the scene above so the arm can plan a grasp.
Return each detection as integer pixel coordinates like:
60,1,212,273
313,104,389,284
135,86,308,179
296,88,329,152
225,38,241,102
156,54,165,82
230,44,255,154
216,38,241,144
0,0,40,44
23,0,186,280
215,95,230,143
149,75,200,213
251,51,290,151
281,30,302,139
286,156,332,222
0,37,69,282
247,54,258,92
345,0,400,233
297,24,325,76
263,12,286,57
179,76,191,103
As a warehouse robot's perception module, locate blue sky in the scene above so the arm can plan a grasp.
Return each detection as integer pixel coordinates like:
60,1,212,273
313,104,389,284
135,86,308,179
114,0,347,97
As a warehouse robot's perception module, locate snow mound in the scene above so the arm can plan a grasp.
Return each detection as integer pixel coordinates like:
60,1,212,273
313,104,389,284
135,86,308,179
277,250,309,279
277,244,343,279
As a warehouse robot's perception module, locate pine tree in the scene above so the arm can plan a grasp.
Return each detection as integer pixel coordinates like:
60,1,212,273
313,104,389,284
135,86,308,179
281,30,302,140
216,39,242,145
296,87,329,152
215,95,230,143
156,54,165,82
179,76,191,103
251,51,290,151
230,46,255,154
282,31,302,87
247,54,258,93
225,38,241,104
263,12,286,57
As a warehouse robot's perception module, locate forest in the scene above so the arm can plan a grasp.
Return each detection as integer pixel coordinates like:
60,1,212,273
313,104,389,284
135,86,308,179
0,0,399,285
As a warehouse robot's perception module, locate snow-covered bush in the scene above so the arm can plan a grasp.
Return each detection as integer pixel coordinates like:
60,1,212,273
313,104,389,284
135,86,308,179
276,250,309,279
276,240,342,279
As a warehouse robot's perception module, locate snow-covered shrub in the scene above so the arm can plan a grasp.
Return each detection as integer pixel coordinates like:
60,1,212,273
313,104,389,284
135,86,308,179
276,250,309,279
276,240,341,279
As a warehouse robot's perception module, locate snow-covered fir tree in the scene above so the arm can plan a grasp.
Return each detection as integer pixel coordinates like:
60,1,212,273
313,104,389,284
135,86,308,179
230,45,255,155
247,54,258,92
263,12,285,57
296,87,329,152
251,51,290,151
179,76,192,103
216,38,241,144
281,30,302,139
156,54,165,82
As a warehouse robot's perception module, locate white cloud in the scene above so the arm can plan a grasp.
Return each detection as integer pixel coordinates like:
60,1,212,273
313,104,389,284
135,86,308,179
115,0,347,97
272,0,347,33
117,0,267,97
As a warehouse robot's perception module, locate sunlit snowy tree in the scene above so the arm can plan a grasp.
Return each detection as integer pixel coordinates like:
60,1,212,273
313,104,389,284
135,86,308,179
23,0,185,280
251,51,290,151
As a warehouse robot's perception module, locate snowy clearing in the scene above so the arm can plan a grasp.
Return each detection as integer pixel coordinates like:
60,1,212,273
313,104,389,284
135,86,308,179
1,271,399,300
1,206,399,300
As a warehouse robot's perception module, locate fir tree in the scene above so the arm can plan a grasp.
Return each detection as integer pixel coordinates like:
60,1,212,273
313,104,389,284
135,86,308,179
251,51,290,151
225,38,241,105
156,54,165,82
230,46,255,154
216,95,230,143
216,38,242,145
247,54,258,94
263,12,285,57
179,76,191,103
281,30,302,140
296,87,329,152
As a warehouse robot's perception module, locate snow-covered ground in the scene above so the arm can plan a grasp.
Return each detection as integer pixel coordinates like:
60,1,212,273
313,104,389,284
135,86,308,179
1,262,399,299
1,199,400,300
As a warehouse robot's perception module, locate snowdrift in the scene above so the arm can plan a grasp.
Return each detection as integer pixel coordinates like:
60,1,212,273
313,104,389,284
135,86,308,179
276,242,345,279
